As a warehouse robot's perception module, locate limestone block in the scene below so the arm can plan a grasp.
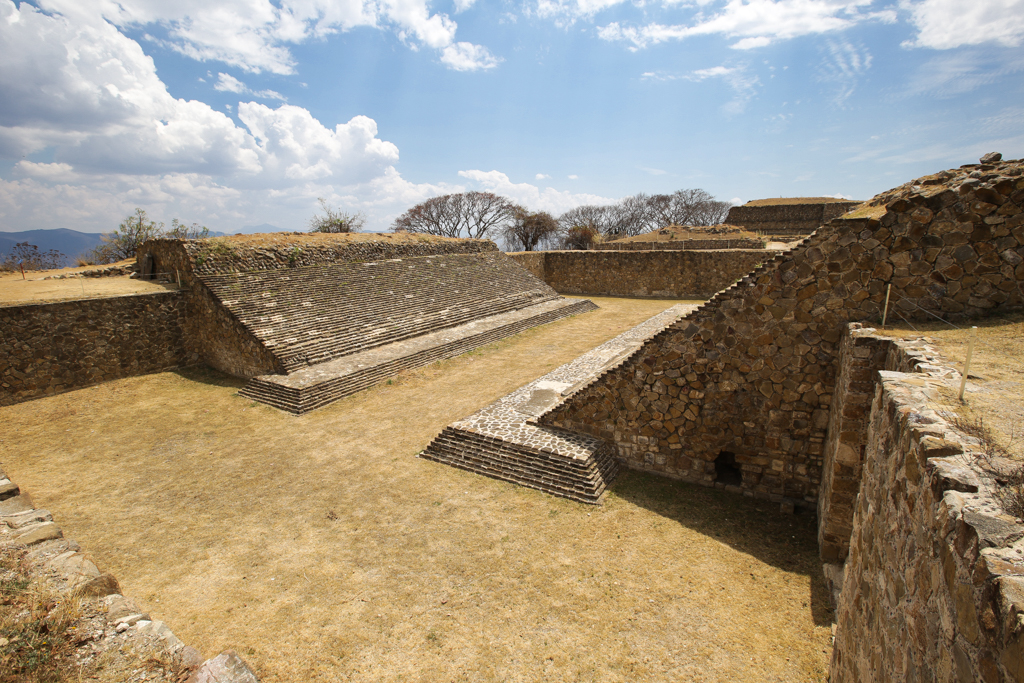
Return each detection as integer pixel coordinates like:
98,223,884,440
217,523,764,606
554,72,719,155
1,508,52,528
189,651,260,683
14,521,63,545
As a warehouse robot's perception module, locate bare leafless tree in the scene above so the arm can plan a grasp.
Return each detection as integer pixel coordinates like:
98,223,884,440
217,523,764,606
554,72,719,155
648,189,730,227
391,192,520,239
501,210,559,251
558,205,609,233
605,193,659,238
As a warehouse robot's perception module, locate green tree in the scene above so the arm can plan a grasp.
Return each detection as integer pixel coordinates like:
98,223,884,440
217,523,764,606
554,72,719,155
88,208,164,263
309,198,365,233
166,218,210,240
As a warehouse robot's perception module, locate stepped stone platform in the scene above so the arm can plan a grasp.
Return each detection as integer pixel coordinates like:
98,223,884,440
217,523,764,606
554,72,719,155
419,304,696,503
201,252,556,372
240,297,596,414
137,235,600,412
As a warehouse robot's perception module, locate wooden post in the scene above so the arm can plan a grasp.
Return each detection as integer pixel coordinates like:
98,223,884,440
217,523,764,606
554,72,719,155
881,284,892,329
958,326,977,402
176,269,181,288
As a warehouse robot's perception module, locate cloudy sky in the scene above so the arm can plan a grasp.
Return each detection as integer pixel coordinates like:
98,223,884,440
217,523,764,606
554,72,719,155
1,0,1022,234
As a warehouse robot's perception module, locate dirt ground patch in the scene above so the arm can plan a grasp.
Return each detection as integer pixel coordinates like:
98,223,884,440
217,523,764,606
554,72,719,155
0,261,173,307
874,311,1024,459
0,296,832,682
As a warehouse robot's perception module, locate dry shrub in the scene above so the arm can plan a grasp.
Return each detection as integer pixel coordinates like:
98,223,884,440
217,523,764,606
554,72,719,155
0,546,82,683
948,414,1009,459
996,465,1024,519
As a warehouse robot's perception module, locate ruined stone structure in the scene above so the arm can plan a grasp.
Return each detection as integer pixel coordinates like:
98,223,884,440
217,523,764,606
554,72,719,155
594,224,767,251
507,249,767,299
726,197,863,236
421,305,694,502
137,233,595,413
2,233,594,412
532,157,1022,508
824,329,1024,681
421,157,1024,681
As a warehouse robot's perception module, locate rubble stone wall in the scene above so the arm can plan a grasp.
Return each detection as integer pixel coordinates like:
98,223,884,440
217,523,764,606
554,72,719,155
817,326,956,562
136,241,282,378
539,158,1024,507
509,251,546,280
594,238,766,250
0,292,192,406
507,250,767,299
140,235,497,276
830,366,1024,682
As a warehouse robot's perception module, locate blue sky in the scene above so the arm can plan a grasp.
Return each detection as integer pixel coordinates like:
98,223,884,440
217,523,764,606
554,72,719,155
1,0,1022,234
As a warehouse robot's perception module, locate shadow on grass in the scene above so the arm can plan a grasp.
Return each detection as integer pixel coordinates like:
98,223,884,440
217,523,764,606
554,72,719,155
608,469,833,627
173,364,247,390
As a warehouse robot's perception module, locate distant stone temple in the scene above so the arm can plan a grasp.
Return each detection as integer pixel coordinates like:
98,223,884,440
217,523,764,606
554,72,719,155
726,197,863,236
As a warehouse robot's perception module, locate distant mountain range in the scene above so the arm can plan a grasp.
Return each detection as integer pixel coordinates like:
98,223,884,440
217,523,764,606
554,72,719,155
0,229,106,266
1,224,290,266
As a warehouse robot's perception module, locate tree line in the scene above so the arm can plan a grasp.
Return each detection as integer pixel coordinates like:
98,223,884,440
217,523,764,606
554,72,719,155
5,186,729,272
383,188,730,251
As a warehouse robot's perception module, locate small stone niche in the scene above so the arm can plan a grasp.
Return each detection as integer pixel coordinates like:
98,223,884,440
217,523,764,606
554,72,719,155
713,451,743,487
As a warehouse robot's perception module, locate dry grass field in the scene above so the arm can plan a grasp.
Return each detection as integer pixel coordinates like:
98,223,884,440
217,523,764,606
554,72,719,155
875,311,1024,459
0,296,833,682
0,261,173,306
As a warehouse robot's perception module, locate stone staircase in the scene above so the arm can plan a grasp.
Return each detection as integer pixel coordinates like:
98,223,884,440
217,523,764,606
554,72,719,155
239,298,596,414
202,252,557,372
421,427,620,504
419,304,695,504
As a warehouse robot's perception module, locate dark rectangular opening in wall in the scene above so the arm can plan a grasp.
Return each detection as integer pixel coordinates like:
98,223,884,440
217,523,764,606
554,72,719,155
714,451,743,486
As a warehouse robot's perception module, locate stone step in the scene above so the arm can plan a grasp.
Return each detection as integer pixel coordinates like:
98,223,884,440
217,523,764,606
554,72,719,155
419,427,619,504
240,298,597,414
202,253,556,371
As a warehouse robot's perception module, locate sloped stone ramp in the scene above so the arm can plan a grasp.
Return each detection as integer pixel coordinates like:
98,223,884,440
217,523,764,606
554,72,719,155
217,251,599,414
419,304,696,503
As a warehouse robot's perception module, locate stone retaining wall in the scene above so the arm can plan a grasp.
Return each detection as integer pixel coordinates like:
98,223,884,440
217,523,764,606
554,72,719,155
0,292,192,406
817,325,950,562
829,360,1024,681
538,157,1024,507
136,240,285,378
506,250,768,299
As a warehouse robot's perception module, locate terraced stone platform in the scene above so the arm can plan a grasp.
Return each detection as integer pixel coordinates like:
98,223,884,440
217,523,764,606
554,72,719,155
419,304,696,503
202,252,555,372
240,297,597,414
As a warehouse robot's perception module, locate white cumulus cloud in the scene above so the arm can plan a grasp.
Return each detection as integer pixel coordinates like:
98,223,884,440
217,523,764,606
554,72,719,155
215,72,287,101
35,0,499,74
598,0,883,51
902,0,1024,49
440,42,503,70
0,0,456,233
458,170,613,215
